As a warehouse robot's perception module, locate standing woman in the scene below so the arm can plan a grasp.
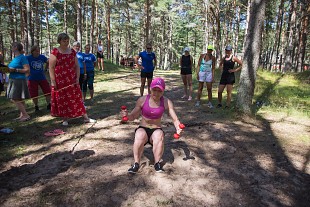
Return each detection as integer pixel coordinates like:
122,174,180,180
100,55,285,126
49,33,96,126
82,44,96,101
195,45,216,108
179,47,193,101
72,41,86,91
27,45,51,111
97,40,104,72
7,42,31,121
217,45,242,108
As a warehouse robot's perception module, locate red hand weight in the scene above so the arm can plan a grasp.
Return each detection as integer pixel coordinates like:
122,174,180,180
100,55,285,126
121,105,128,122
174,123,185,139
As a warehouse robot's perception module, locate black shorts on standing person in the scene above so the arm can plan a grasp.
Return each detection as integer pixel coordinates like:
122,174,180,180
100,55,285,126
180,55,192,75
219,55,236,85
140,71,153,79
97,52,104,59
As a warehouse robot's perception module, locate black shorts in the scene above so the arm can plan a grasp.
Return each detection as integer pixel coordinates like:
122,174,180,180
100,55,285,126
181,67,192,75
97,52,104,59
219,72,235,85
135,126,164,146
140,71,153,79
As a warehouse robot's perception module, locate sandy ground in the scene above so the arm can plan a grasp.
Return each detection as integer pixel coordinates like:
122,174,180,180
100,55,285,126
0,71,309,207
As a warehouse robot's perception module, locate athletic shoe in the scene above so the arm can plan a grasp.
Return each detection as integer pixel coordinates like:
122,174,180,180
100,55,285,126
195,101,200,107
62,121,69,126
217,104,222,108
154,162,164,172
207,102,213,108
84,118,96,124
188,96,192,101
181,95,187,99
46,103,51,110
35,105,39,111
128,162,139,174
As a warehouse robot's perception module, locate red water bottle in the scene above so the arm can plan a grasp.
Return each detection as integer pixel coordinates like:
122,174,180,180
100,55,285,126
121,105,128,122
174,123,185,139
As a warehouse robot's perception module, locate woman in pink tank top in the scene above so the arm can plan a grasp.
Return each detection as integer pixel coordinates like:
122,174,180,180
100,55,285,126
121,77,183,173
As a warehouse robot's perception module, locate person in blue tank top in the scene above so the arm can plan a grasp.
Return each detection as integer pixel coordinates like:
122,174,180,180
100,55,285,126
7,42,31,121
136,43,157,96
82,44,96,101
27,45,51,111
217,45,243,108
73,41,86,91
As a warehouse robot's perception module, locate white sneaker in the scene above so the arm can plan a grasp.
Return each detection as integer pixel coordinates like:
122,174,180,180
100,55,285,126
208,102,214,108
181,95,187,99
195,101,200,107
62,121,69,126
188,96,192,101
85,118,96,123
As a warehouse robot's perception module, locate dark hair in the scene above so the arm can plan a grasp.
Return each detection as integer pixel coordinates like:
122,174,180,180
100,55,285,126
57,33,70,44
30,45,40,54
12,42,24,54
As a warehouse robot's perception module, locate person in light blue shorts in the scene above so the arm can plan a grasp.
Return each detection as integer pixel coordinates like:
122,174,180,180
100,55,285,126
82,44,96,101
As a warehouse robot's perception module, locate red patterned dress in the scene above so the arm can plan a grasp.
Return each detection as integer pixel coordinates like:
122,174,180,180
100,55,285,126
50,48,86,118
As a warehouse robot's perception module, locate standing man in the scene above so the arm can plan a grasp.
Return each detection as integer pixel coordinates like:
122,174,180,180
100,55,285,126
136,43,157,96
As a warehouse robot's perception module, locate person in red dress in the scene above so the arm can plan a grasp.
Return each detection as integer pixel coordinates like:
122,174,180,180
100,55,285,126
49,33,96,126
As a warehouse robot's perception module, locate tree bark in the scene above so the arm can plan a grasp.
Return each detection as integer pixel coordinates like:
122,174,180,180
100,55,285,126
237,0,266,114
44,0,51,55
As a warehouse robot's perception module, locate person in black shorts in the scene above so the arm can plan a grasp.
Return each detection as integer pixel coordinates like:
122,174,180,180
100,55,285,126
96,40,104,72
135,43,157,96
217,45,243,108
180,47,193,101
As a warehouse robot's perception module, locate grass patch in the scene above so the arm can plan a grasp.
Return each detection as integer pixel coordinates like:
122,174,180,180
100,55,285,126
254,70,310,117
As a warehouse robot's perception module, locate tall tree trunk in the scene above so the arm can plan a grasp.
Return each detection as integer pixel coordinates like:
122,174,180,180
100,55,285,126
44,0,51,55
144,0,151,44
34,0,40,46
237,0,266,114
275,0,285,71
90,0,95,53
77,0,82,45
283,0,297,72
64,0,67,33
105,0,111,60
296,3,309,72
8,1,16,43
203,0,209,51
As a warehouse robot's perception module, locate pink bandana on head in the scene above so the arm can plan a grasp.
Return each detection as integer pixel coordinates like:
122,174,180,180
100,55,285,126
150,77,165,91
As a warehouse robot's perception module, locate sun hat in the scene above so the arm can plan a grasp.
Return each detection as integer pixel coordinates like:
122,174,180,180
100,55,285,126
207,45,214,50
184,47,190,52
150,77,165,91
225,45,232,51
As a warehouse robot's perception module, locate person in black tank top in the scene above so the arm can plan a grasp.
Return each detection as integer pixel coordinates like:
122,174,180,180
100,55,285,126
179,47,193,100
217,45,243,108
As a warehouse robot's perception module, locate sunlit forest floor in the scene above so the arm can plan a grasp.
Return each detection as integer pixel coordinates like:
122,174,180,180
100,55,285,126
0,64,309,207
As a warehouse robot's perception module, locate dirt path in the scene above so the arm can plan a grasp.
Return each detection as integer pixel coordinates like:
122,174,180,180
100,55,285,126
0,71,309,207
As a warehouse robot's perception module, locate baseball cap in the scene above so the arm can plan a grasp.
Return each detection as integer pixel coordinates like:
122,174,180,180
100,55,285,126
150,77,165,91
225,45,232,51
184,47,190,52
207,45,214,50
72,41,80,46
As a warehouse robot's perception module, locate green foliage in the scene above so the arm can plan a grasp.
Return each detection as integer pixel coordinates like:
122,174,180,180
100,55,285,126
254,70,310,117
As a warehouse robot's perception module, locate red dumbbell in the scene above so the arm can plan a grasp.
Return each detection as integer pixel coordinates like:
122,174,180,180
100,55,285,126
121,105,128,122
173,123,185,139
